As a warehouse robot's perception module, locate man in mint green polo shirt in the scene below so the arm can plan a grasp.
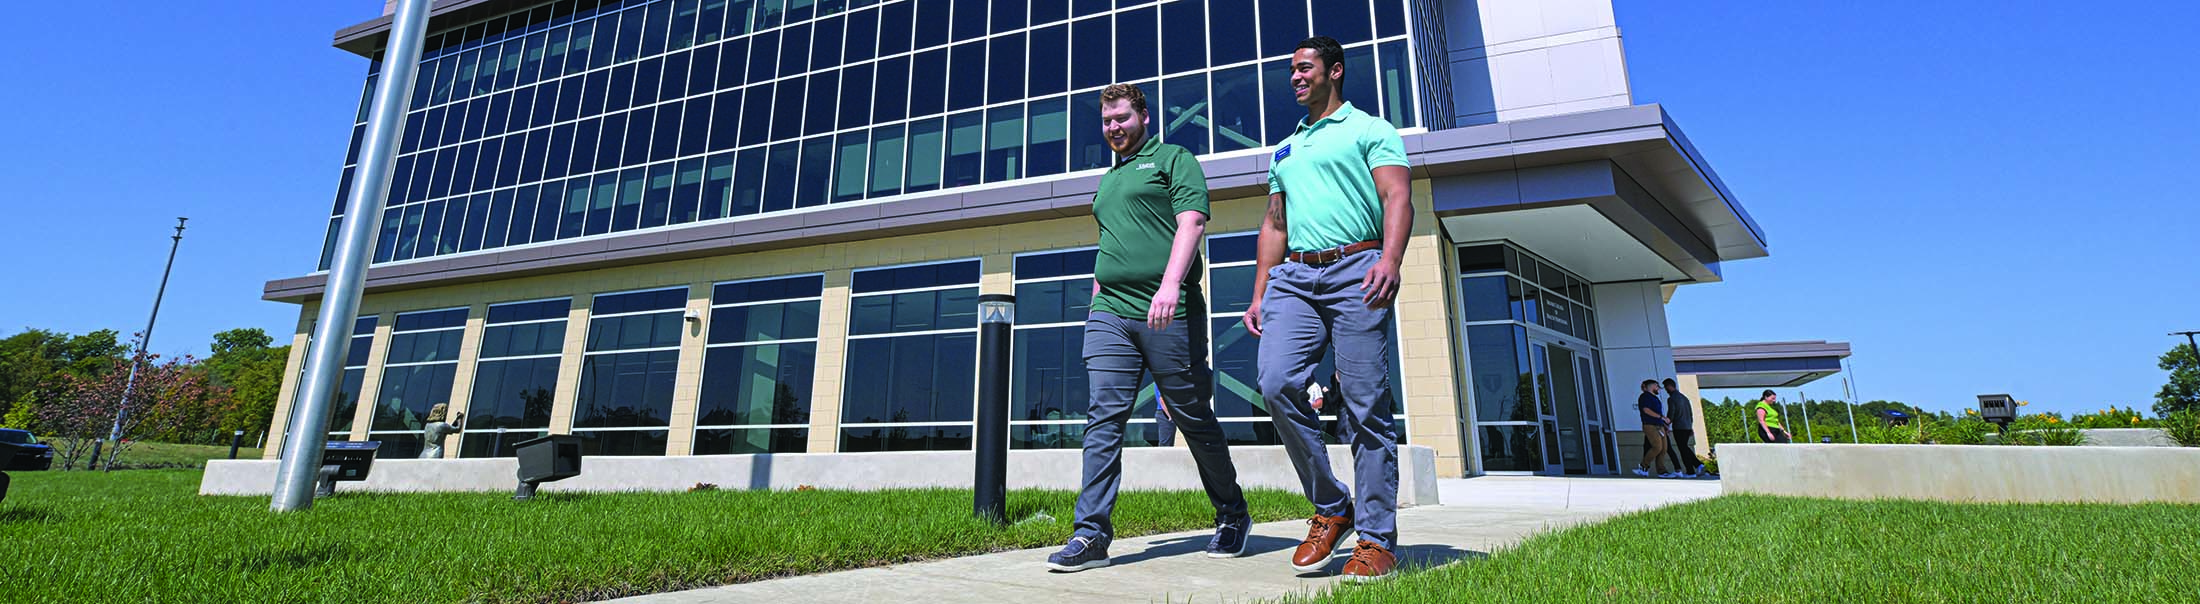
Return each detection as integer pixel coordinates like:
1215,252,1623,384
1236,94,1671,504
1245,35,1413,581
1046,83,1250,573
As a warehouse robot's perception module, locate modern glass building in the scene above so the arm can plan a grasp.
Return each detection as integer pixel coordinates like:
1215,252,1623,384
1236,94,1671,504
267,0,1770,476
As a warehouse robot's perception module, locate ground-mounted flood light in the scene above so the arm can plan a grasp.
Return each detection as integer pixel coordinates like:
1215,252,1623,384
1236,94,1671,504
1977,394,2017,430
315,441,381,498
973,294,1015,525
513,434,582,500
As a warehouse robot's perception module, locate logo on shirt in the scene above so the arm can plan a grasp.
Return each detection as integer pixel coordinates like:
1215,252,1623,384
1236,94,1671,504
1136,162,1156,170
1273,144,1292,163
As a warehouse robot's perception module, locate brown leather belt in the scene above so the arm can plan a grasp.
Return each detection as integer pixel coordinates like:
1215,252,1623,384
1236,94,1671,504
1286,240,1382,265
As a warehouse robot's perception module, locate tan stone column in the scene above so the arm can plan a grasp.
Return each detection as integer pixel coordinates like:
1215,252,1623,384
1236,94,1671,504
548,295,593,434
1395,182,1469,477
1675,374,1709,455
805,271,853,452
261,308,316,460
437,303,489,458
664,282,713,456
348,313,395,441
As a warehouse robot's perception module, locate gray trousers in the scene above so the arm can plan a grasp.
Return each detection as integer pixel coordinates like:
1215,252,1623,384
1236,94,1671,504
1073,309,1248,540
1256,250,1399,551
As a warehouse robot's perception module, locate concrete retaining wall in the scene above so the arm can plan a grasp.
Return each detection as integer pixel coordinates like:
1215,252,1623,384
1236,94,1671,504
1722,443,2200,504
202,444,1442,507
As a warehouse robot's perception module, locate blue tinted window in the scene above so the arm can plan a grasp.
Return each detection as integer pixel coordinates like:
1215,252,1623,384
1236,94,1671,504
946,41,986,111
877,0,913,55
1113,8,1156,82
1070,17,1110,90
811,15,843,71
951,0,985,40
1374,0,1405,37
1069,92,1107,171
914,0,951,49
714,274,825,304
833,132,868,202
641,162,676,228
679,97,712,156
838,62,874,130
872,56,909,122
990,0,1025,33
772,76,806,140
1208,0,1256,65
1312,0,1372,45
1211,64,1260,152
1162,73,1210,154
944,110,983,188
852,259,982,293
732,146,767,215
1378,39,1415,128
740,82,774,146
614,167,648,231
778,23,811,77
701,152,737,220
843,7,878,62
1013,248,1097,279
1027,24,1068,97
804,71,839,136
1160,0,1205,75
1031,0,1067,25
908,49,947,117
594,287,688,315
987,33,1024,105
1025,96,1067,177
796,136,833,208
395,307,469,332
1259,0,1308,57
1262,57,1301,144
868,123,906,196
746,29,779,82
488,298,572,324
764,141,799,212
984,105,1022,183
716,37,746,89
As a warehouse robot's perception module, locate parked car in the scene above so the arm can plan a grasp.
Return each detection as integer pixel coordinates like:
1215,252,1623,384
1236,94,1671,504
0,429,54,471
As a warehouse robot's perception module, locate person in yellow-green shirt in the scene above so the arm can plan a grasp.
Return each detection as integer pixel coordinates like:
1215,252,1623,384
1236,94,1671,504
1755,390,1793,444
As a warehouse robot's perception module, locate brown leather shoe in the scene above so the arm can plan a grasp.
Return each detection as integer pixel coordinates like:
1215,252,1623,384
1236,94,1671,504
1339,540,1397,581
1290,514,1354,572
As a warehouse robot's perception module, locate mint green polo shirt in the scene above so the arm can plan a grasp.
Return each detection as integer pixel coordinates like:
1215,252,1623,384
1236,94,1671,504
1265,102,1409,253
1092,136,1208,320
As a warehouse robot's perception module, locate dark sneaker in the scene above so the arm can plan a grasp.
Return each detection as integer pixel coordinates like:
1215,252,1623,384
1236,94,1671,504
1045,535,1110,572
1339,540,1397,582
1290,514,1355,572
1206,516,1252,558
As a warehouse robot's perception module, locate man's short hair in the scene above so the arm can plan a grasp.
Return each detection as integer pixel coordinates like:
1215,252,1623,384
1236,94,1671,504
1640,379,1658,390
1099,83,1148,115
1662,378,1678,388
1296,36,1347,82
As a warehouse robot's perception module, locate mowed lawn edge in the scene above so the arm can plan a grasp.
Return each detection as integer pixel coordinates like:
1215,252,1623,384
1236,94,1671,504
1284,494,2200,604
1,469,1311,603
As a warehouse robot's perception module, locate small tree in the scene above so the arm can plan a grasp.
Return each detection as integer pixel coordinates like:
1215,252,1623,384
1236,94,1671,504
2156,343,2200,417
34,349,214,470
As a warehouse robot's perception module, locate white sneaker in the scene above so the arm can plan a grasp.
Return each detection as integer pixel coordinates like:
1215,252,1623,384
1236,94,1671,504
1657,472,1681,478
1631,468,1650,477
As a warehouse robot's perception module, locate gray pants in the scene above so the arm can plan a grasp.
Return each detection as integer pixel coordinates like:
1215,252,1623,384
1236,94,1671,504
1257,250,1399,551
1073,310,1247,540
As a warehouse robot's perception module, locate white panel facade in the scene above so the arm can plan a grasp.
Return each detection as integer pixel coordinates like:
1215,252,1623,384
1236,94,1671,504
1442,0,1633,125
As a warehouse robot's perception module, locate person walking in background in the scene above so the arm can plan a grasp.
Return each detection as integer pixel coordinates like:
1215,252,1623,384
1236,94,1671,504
1047,83,1249,573
1633,379,1676,478
1245,36,1414,581
1662,378,1703,477
1755,390,1793,443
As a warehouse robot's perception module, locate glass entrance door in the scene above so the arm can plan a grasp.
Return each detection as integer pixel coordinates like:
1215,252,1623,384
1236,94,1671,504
1528,345,1564,475
1572,350,1609,474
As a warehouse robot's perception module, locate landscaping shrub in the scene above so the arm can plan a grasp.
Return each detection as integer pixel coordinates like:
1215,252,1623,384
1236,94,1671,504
1923,419,1992,445
2069,406,2157,429
2162,410,2200,447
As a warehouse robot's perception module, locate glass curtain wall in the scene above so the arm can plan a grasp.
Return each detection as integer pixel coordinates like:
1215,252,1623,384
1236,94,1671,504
1456,243,1612,474
841,259,981,451
462,298,570,457
1204,233,1406,446
324,0,1425,270
370,308,470,458
695,274,822,454
573,287,687,455
1008,248,1166,449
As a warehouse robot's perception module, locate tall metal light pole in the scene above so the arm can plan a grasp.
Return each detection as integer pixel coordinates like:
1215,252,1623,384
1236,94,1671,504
271,0,432,512
95,217,188,471
972,294,1016,525
1841,377,1860,443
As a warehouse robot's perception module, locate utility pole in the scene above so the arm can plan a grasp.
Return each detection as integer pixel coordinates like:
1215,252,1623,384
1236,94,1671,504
271,0,432,512
95,217,187,471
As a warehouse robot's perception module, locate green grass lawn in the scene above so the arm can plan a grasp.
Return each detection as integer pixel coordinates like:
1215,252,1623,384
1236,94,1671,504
1289,495,2200,604
1,469,1308,603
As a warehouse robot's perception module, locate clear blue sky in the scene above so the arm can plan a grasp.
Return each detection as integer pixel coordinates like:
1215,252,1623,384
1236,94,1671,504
1,2,2192,416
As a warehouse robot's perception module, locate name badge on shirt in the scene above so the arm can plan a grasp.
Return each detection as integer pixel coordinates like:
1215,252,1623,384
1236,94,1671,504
1136,162,1156,170
1273,144,1291,163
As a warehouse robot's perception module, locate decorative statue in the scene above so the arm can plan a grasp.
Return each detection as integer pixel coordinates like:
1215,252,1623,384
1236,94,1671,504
420,403,464,459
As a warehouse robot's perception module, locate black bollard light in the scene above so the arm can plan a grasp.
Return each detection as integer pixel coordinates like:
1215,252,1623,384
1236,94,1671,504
973,293,1016,525
229,430,245,460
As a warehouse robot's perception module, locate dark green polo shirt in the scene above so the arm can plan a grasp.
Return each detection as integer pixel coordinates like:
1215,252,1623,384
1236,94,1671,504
1092,136,1209,320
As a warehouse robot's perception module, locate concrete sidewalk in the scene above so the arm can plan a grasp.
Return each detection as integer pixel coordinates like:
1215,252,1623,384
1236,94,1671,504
600,476,1720,604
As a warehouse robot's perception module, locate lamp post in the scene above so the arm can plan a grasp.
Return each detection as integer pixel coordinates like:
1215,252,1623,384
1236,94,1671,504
1842,377,1860,443
271,0,433,512
94,217,187,471
973,294,1016,524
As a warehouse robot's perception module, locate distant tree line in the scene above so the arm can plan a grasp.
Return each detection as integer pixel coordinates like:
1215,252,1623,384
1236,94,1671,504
1,326,288,469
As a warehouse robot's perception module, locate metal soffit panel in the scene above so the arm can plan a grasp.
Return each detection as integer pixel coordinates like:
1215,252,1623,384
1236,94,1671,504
266,104,1764,302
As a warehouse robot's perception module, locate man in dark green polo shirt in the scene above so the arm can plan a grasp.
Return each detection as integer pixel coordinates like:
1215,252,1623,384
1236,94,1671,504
1246,36,1413,581
1046,83,1250,573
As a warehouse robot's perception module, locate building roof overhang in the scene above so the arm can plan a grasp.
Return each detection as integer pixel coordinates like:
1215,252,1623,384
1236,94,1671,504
334,0,529,58
263,103,1766,303
1674,340,1852,389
